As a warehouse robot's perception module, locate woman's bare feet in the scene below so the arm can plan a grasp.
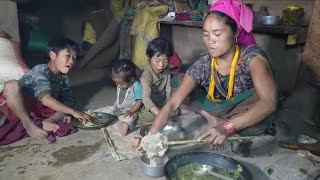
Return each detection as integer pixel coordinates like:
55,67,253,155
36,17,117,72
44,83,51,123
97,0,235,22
23,121,47,139
120,122,129,137
42,120,60,132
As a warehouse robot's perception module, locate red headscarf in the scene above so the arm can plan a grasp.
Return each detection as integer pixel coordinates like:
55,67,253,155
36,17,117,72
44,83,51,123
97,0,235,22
209,0,256,46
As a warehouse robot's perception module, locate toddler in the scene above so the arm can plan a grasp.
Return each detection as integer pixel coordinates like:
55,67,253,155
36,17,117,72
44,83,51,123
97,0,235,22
99,59,142,136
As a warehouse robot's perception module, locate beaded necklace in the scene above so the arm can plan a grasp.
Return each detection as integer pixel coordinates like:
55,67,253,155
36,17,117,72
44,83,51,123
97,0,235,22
207,45,239,101
116,86,130,108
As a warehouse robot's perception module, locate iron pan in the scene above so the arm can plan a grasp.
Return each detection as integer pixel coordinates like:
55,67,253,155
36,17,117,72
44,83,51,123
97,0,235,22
71,112,116,130
165,151,252,180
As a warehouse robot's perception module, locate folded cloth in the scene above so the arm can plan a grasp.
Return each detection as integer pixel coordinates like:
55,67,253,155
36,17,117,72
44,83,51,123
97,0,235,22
94,106,142,161
209,0,256,46
0,92,77,146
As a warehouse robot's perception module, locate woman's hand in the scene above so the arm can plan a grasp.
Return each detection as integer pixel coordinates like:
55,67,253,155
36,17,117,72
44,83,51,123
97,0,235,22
198,123,230,150
72,110,93,122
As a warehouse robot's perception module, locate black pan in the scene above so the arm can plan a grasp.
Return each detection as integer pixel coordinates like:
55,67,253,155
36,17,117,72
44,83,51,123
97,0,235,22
165,151,252,180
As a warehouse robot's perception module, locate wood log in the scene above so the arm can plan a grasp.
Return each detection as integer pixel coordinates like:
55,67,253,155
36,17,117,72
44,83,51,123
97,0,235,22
84,40,119,69
279,143,320,153
78,18,119,69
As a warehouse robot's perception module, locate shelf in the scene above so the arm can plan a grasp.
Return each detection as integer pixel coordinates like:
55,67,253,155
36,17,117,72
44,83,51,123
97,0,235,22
125,16,308,35
159,20,308,35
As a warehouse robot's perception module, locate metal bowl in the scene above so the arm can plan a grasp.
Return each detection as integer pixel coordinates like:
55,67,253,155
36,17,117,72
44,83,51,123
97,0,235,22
141,154,169,178
254,15,280,25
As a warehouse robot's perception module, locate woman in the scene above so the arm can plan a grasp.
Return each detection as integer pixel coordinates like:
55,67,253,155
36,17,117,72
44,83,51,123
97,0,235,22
136,0,278,156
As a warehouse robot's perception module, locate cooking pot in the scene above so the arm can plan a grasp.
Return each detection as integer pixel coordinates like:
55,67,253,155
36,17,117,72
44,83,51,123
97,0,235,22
254,15,280,25
141,154,169,178
165,151,253,180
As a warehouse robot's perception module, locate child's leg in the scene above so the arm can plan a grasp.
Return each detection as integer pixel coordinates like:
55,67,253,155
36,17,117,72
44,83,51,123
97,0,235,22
119,122,129,137
2,80,47,139
118,114,137,136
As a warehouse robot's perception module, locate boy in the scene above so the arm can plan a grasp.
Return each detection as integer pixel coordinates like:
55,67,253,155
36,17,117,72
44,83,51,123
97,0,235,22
0,38,92,142
140,38,173,118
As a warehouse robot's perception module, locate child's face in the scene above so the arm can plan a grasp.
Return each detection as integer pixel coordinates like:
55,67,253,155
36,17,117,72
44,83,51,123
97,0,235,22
112,76,131,89
149,53,170,76
49,49,76,74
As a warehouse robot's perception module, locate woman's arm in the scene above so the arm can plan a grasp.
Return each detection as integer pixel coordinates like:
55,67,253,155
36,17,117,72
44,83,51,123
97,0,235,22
198,55,277,146
149,74,196,133
229,55,277,130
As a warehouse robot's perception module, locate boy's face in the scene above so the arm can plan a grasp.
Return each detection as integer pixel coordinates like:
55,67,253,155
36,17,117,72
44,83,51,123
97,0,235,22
149,53,169,76
49,49,76,74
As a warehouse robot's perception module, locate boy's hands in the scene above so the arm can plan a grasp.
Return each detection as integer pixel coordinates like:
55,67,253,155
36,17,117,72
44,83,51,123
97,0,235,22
72,110,93,122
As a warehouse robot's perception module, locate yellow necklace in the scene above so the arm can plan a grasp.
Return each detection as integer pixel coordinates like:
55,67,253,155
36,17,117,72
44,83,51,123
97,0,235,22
207,45,240,101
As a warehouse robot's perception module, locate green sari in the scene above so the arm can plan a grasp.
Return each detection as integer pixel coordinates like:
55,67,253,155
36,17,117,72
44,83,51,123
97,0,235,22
171,74,276,136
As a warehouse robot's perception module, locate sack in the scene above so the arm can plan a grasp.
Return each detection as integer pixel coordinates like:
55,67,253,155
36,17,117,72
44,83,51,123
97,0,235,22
0,37,29,84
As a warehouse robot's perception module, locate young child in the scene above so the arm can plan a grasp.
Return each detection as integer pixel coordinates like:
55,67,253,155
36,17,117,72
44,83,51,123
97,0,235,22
98,59,142,136
0,38,92,143
139,38,174,120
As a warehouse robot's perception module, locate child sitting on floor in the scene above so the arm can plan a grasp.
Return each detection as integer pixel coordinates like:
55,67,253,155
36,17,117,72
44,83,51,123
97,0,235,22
97,59,143,136
139,38,190,121
0,37,92,144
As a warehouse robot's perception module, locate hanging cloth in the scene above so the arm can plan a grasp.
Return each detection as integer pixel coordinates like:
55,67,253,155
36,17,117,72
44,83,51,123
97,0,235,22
207,45,240,101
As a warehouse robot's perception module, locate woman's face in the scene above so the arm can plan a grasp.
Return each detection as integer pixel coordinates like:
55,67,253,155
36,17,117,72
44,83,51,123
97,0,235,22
203,14,237,58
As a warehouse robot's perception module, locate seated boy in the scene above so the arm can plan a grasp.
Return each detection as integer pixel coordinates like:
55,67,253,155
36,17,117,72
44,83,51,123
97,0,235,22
139,38,173,120
0,37,92,142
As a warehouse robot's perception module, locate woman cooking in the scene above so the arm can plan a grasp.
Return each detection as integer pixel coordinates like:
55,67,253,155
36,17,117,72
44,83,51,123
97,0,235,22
135,0,278,157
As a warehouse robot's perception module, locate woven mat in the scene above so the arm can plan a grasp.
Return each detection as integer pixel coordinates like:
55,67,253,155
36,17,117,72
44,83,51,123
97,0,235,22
95,106,207,161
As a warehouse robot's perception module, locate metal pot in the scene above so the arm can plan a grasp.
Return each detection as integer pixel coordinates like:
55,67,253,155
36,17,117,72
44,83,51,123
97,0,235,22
165,151,253,180
254,15,280,25
141,154,169,178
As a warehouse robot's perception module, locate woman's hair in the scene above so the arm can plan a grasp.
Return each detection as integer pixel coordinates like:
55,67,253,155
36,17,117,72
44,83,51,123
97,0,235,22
204,11,238,35
111,59,137,83
47,37,79,55
146,38,173,59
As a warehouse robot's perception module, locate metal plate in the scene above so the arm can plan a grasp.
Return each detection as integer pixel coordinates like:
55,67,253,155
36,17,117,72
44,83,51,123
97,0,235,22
165,151,253,180
71,112,116,130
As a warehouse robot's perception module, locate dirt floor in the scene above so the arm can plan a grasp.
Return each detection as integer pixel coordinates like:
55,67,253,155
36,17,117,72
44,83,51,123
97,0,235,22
0,69,320,180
